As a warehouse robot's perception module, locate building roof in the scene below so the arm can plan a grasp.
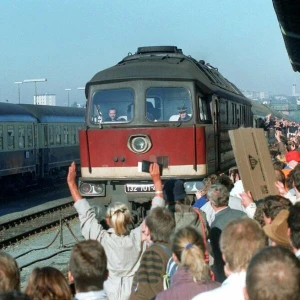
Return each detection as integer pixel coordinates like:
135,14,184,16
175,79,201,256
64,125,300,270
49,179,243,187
273,0,300,72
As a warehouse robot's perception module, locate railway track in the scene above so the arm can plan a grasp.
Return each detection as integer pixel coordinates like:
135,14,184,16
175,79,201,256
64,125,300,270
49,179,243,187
0,202,78,249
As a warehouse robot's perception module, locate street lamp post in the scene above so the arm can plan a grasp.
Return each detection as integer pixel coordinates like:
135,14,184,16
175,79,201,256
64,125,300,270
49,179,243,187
23,78,47,104
65,89,71,107
14,81,23,104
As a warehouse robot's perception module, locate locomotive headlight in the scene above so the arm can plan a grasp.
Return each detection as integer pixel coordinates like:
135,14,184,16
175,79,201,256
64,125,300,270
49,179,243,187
94,184,104,194
127,134,152,154
79,182,105,196
184,181,205,193
80,183,92,194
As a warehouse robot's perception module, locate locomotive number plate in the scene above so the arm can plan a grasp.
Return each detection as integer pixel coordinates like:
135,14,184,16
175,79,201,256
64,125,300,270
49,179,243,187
125,184,155,193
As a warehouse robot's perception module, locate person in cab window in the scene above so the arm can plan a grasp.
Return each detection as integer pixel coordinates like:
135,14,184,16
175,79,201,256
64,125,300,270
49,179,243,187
178,106,190,121
105,108,117,122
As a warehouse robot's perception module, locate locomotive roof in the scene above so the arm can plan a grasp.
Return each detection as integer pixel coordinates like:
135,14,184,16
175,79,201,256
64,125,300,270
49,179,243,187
19,104,85,123
86,46,250,105
0,102,37,122
273,0,300,72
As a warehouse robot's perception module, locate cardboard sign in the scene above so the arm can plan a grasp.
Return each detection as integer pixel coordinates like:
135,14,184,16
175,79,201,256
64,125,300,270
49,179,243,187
229,128,277,201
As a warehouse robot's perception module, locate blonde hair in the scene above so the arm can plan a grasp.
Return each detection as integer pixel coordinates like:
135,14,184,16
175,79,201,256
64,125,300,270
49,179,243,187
105,202,131,236
0,251,20,292
172,226,210,282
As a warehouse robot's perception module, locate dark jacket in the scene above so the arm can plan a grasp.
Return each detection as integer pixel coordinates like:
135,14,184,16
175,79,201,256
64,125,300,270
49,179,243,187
130,242,172,300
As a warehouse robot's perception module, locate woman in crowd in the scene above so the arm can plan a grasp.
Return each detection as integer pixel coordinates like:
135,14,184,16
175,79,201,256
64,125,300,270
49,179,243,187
67,162,164,300
24,266,71,300
154,226,220,300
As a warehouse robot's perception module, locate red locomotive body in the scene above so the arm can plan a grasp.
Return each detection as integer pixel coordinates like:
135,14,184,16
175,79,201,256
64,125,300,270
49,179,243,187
79,46,252,205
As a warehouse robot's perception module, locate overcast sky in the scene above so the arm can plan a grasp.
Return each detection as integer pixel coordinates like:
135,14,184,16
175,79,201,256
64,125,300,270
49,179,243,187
0,0,298,106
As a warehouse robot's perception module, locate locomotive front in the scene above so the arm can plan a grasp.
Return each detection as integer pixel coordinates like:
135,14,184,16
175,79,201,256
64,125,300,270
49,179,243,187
78,46,250,206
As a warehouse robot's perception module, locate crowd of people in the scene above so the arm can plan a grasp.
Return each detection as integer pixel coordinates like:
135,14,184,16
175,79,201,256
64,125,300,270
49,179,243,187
2,117,300,299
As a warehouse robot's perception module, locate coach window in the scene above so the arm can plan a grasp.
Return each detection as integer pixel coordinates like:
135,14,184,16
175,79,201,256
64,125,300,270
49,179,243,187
18,126,25,149
55,125,61,145
0,126,3,150
63,126,69,144
146,87,192,122
76,126,81,144
7,126,15,150
91,88,134,124
70,126,76,144
27,126,33,148
49,126,54,146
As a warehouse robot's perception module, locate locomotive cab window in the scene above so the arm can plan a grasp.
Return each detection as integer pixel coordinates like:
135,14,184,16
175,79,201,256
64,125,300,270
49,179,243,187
146,87,192,122
90,88,134,125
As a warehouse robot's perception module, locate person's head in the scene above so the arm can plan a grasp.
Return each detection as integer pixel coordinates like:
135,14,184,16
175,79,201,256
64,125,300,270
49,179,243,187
69,240,108,293
220,218,267,273
178,108,187,120
171,226,210,282
262,195,292,224
163,179,176,203
273,160,287,170
253,202,266,227
287,202,300,250
292,170,300,193
24,266,71,300
207,184,229,208
108,108,117,120
274,169,285,187
245,246,300,300
145,207,175,243
216,174,234,192
105,202,131,235
0,251,20,292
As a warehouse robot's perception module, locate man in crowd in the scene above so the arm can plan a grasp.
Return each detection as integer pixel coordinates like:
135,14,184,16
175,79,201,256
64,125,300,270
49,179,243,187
244,246,300,300
130,207,175,300
192,218,267,300
205,184,246,282
68,240,108,300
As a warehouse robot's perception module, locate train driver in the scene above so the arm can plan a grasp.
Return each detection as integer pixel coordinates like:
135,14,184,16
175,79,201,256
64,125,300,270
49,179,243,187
105,108,117,122
178,106,190,121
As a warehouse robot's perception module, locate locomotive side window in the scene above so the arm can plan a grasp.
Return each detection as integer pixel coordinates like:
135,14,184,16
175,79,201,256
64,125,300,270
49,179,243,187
198,97,210,121
90,88,134,124
146,87,192,122
18,126,25,149
7,126,15,150
219,100,229,124
0,126,3,150
231,103,236,125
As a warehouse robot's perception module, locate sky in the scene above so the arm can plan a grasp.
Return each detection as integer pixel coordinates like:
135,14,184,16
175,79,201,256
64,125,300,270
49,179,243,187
0,0,298,106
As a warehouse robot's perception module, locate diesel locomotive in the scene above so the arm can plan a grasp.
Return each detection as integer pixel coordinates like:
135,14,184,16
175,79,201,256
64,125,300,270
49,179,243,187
78,46,256,206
